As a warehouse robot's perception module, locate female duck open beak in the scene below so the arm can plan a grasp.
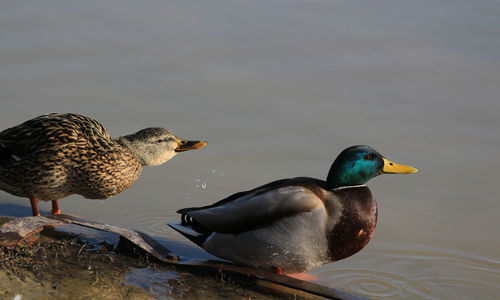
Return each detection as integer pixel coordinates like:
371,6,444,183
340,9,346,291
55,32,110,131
174,138,208,152
382,158,418,174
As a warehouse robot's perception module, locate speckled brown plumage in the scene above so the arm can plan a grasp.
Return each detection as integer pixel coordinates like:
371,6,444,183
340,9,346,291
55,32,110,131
0,113,207,216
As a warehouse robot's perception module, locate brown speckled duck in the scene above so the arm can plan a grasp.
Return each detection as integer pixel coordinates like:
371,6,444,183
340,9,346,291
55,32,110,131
0,113,208,216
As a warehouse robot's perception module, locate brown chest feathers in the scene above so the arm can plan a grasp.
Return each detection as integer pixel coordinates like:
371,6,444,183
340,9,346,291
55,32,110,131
326,186,378,261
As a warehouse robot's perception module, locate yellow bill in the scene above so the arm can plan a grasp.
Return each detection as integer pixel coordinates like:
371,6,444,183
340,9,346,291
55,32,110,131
382,157,418,174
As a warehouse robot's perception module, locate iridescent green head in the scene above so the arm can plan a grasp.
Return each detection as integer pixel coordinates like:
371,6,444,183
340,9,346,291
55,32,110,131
325,145,418,189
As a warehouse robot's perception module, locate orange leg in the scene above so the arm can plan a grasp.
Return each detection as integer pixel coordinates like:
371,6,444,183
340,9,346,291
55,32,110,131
283,272,318,281
51,200,61,215
275,268,318,281
29,196,40,216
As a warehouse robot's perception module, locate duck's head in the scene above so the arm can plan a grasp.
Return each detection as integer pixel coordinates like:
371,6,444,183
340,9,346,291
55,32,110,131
325,145,418,189
119,128,208,166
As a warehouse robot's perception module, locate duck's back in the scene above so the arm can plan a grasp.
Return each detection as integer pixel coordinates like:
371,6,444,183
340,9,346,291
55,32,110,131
0,113,142,200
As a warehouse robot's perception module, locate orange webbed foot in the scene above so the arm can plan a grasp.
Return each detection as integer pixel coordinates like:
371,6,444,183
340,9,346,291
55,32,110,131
284,272,318,281
275,268,318,281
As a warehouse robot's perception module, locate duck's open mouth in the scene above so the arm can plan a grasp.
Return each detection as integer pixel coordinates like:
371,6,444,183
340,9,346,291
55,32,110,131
174,140,208,152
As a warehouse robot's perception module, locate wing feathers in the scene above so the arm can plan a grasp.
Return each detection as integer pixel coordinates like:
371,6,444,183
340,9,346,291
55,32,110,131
0,113,112,164
186,186,323,234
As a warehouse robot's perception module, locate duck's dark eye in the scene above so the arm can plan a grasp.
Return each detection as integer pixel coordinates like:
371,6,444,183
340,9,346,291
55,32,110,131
156,139,164,143
168,137,175,142
364,154,375,160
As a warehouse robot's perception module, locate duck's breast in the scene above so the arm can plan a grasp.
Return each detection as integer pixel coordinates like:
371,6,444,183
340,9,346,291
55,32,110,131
67,143,143,199
326,185,378,261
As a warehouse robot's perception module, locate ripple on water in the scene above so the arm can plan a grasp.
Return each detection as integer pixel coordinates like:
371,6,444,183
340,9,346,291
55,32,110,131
313,243,500,300
121,209,175,236
324,268,424,299
136,216,172,235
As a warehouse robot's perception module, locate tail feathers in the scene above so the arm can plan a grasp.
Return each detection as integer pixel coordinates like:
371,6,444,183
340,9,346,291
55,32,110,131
0,142,21,168
168,222,210,246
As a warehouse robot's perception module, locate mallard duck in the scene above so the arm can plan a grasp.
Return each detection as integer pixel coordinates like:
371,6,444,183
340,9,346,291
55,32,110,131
168,145,417,277
0,113,207,216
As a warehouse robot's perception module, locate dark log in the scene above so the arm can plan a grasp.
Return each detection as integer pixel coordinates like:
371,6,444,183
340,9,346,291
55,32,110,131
1,214,368,300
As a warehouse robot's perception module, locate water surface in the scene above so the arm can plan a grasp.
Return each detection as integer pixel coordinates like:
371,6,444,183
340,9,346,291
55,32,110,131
1,1,499,299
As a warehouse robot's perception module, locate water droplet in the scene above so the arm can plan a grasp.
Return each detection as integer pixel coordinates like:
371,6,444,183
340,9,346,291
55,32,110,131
201,182,207,189
196,179,200,182
211,169,216,174
187,192,192,195
196,185,200,188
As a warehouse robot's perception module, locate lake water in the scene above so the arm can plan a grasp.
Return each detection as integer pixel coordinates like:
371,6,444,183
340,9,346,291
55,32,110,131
1,1,499,299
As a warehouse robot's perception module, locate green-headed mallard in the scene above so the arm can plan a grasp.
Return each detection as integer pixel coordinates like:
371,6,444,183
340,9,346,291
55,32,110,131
0,113,207,216
168,145,417,277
